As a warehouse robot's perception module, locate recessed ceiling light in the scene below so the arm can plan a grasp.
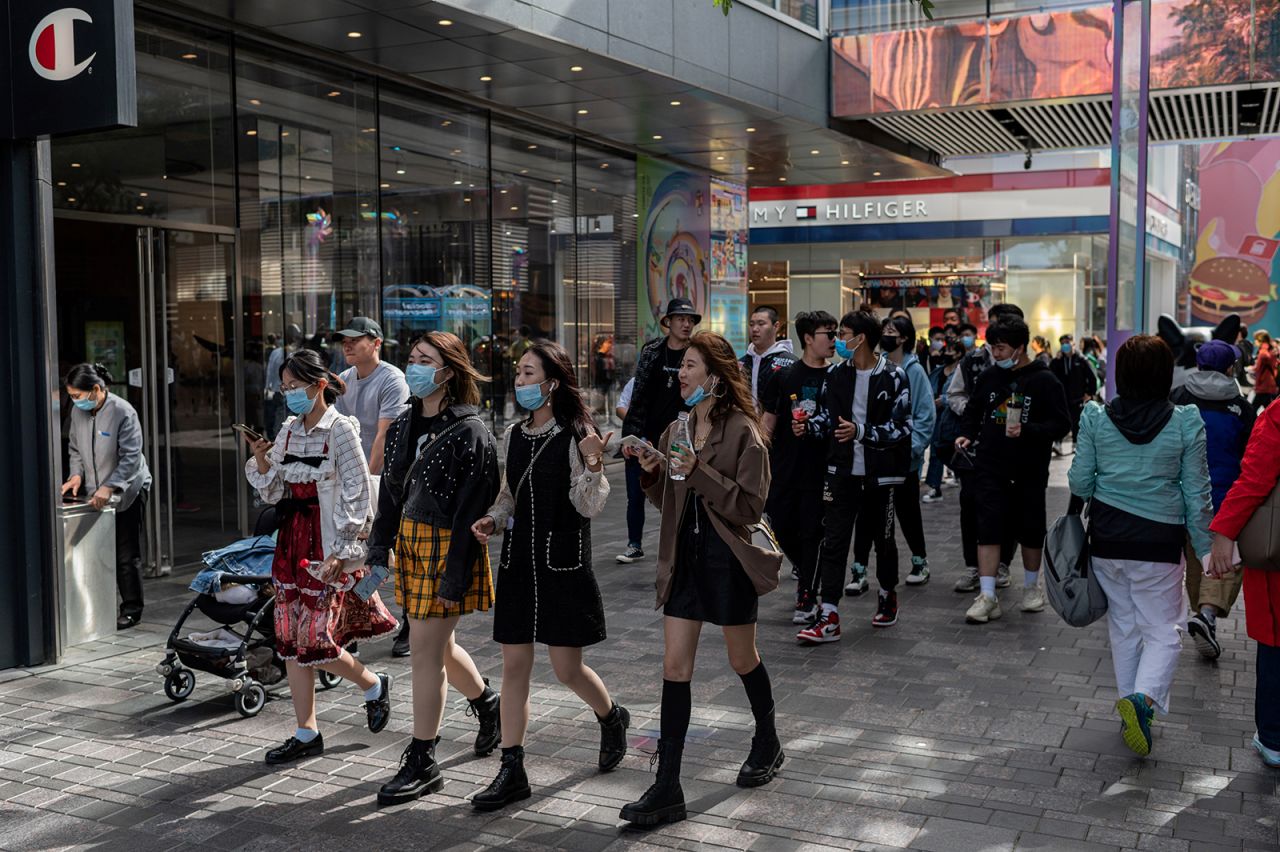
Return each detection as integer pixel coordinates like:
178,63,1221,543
480,75,492,82
746,126,756,133
453,180,462,185
600,163,609,168
438,19,453,26
66,197,76,202
716,155,725,161
873,171,882,176
841,160,850,165
464,197,471,203
779,176,787,182
570,65,583,72
281,131,290,137
527,144,538,150
327,90,341,97
139,192,148,197
396,169,406,175
380,182,390,188
136,205,144,210
70,163,80,168
249,99,261,106
180,53,198,60
362,127,376,133
747,166,755,171
577,108,589,115
510,205,519,211
56,181,66,186
441,120,452,127
304,175,311,180
519,169,528,174
346,31,362,38
361,202,369,208
246,129,257,136
810,149,820,155
500,189,508,194
669,100,681,106
652,134,663,140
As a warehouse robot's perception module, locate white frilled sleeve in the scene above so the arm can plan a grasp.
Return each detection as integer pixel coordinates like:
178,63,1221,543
244,423,289,505
568,435,610,519
484,424,518,531
328,416,373,562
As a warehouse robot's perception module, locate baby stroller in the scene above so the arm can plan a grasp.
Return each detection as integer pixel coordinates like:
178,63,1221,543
155,508,343,717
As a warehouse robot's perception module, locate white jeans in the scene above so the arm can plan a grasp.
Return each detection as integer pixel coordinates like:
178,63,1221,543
1090,557,1185,714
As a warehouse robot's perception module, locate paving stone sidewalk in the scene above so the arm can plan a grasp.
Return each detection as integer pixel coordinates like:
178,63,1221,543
1,455,1277,851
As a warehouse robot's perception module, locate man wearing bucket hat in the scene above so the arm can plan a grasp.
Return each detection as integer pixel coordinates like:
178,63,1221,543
617,298,701,563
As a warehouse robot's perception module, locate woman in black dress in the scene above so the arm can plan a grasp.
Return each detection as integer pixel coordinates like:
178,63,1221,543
470,340,629,811
622,331,784,827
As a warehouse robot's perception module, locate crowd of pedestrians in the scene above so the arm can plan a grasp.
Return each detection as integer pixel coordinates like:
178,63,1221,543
202,299,1280,829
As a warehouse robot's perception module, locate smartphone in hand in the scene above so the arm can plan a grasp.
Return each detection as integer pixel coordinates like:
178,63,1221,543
352,563,391,601
619,435,658,456
232,423,268,443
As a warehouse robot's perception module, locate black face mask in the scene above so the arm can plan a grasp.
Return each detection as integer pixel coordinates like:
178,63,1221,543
880,336,901,354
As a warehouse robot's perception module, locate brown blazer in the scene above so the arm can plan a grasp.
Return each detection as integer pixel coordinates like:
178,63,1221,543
642,406,782,609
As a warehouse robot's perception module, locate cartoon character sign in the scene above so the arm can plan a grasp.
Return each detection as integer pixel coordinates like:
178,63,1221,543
638,160,710,342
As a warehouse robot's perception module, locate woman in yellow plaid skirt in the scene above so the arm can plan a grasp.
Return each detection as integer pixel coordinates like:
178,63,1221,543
365,332,501,807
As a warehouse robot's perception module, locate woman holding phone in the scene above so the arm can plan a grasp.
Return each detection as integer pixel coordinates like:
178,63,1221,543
62,363,152,630
367,331,502,807
621,331,783,827
243,348,397,766
468,340,627,811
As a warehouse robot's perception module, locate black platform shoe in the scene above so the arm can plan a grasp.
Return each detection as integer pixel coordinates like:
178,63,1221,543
597,703,631,772
377,737,443,806
466,678,501,756
265,732,324,765
365,673,392,734
619,738,686,826
471,746,532,812
735,729,784,788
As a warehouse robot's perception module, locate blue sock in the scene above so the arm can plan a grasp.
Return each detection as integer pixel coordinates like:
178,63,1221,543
1024,570,1039,589
979,576,997,597
363,679,384,702
294,727,319,743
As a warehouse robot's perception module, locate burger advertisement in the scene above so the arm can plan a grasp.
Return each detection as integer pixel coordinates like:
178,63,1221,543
1191,141,1280,328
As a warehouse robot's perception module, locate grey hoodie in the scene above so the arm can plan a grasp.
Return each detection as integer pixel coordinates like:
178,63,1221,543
67,393,152,511
1181,370,1242,402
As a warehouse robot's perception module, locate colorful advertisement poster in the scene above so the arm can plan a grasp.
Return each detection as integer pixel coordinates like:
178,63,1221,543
1191,141,1280,332
637,157,710,344
710,179,749,355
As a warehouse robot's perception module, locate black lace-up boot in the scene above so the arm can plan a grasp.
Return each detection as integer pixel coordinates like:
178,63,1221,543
596,703,631,772
466,677,501,756
619,738,686,826
736,706,784,788
471,745,532,811
377,737,442,806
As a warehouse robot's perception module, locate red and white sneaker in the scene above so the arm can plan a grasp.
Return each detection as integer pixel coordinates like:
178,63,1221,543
871,591,898,628
796,608,841,644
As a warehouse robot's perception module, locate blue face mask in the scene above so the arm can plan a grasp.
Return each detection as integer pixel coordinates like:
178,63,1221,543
284,385,316,415
834,337,860,360
405,363,441,399
72,394,98,411
962,335,976,350
1061,342,1072,354
683,379,714,406
515,380,552,411
995,357,1016,370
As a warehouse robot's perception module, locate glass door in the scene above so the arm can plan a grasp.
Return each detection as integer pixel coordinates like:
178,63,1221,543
137,227,242,571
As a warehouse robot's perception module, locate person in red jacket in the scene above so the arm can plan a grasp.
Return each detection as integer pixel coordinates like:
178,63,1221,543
1208,398,1280,767
1250,332,1277,413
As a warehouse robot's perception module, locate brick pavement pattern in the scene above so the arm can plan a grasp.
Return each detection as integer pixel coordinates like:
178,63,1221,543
1,457,1277,851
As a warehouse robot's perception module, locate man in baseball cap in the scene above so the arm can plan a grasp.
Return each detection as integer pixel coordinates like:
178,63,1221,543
1171,337,1254,659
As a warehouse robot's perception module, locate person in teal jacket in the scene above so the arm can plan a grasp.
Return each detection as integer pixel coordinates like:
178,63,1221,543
1067,335,1213,759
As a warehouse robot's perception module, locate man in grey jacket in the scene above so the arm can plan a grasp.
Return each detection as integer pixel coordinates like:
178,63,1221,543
62,365,153,629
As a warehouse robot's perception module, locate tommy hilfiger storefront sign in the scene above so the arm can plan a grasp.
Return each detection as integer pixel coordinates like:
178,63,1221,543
753,198,931,225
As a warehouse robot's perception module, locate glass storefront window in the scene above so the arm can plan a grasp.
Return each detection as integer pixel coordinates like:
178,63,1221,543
575,145,638,421
376,87,489,376
52,19,234,226
235,48,379,436
489,121,574,427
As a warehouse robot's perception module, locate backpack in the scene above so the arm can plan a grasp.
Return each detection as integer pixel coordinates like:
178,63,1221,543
1042,507,1108,627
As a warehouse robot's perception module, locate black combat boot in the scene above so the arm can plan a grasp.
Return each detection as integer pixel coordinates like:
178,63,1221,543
619,738,686,826
736,705,784,788
471,745,532,811
466,677,501,756
597,703,631,772
377,737,443,806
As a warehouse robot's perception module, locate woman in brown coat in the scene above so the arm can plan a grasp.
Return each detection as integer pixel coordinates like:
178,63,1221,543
620,331,784,827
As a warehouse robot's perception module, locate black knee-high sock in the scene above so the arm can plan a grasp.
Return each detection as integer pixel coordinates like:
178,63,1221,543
660,679,692,743
739,661,775,735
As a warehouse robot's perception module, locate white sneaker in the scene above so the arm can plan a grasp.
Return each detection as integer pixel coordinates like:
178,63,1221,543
844,564,869,596
995,562,1011,588
1020,586,1046,612
965,594,1002,624
921,489,945,504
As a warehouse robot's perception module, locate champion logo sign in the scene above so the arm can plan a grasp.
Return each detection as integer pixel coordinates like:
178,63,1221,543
29,8,96,82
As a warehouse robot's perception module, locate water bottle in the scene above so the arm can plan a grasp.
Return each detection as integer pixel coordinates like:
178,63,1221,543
669,412,694,481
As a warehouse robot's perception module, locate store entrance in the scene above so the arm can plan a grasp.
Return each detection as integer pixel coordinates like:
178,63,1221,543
54,216,245,573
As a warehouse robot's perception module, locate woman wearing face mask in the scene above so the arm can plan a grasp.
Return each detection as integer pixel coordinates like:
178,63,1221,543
367,331,501,806
62,363,153,630
923,340,964,502
467,341,627,811
243,349,397,766
622,331,783,827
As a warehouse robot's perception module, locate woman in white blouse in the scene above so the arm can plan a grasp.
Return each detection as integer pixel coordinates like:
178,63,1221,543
469,340,628,811
244,349,398,766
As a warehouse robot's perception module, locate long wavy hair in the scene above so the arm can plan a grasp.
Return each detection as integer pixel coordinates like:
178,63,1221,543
409,330,488,406
686,331,762,436
521,340,596,439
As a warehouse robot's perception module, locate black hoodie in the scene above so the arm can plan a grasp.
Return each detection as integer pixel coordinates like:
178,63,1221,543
960,359,1071,482
1104,398,1174,445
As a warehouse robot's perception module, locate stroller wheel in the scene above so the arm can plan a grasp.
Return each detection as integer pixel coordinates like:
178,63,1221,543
235,682,267,718
317,668,341,691
164,670,195,702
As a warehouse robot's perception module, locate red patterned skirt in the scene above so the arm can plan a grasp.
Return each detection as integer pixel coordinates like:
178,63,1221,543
272,482,397,666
